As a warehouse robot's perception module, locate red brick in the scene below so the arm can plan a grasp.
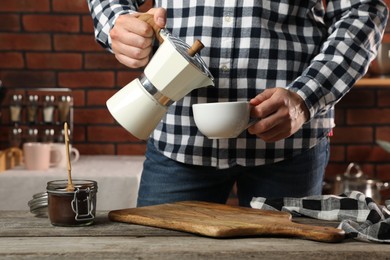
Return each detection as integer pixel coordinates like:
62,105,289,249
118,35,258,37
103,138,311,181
87,126,138,142
23,15,79,33
58,72,115,88
52,0,89,13
54,34,103,52
0,14,21,31
0,33,51,50
117,71,143,87
117,143,147,155
377,164,390,181
378,90,390,107
376,127,390,141
75,144,115,155
348,146,390,162
331,127,373,144
334,107,345,125
72,90,86,107
329,145,345,162
82,15,94,33
338,89,375,108
71,126,86,143
0,52,24,69
26,53,82,70
73,108,114,124
0,71,56,87
87,90,116,106
347,109,390,125
0,0,50,12
85,53,127,69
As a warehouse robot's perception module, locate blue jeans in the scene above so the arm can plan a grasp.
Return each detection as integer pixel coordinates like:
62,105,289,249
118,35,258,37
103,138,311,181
137,138,329,207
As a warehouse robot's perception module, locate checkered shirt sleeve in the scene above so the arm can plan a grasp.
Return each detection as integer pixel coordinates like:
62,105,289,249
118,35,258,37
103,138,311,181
87,0,145,51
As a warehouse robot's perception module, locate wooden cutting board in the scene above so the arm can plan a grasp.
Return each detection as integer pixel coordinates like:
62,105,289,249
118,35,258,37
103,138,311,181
108,201,345,243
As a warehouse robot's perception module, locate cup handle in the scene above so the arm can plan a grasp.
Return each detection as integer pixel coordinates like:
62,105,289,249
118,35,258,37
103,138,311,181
246,118,260,130
246,103,260,130
71,148,80,163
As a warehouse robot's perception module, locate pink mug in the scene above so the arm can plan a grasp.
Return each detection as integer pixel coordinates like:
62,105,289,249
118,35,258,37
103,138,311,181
23,142,52,171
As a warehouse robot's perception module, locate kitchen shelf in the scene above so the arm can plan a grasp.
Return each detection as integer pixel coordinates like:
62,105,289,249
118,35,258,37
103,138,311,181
355,77,390,87
1,88,74,147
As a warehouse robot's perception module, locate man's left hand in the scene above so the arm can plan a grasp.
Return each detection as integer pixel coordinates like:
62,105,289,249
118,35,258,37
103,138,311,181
248,88,310,142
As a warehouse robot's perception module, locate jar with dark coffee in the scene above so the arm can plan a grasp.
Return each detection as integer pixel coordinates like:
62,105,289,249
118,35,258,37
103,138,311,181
47,180,98,226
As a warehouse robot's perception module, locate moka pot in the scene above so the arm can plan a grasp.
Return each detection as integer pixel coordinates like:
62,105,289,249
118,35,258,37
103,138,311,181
106,14,214,140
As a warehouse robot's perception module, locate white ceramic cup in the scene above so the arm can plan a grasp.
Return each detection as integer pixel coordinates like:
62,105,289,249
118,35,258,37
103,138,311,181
192,101,259,139
50,143,80,169
23,142,52,171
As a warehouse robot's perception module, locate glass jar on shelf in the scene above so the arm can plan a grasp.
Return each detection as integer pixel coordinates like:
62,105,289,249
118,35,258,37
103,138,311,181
26,128,39,143
27,95,39,125
57,95,72,123
42,128,55,143
43,95,55,124
8,127,22,148
10,94,23,124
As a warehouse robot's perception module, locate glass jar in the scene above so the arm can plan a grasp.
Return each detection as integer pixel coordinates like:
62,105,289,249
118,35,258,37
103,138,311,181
26,128,38,142
9,127,22,147
27,95,39,124
43,95,55,124
42,128,55,143
47,180,98,226
57,95,72,123
10,94,23,124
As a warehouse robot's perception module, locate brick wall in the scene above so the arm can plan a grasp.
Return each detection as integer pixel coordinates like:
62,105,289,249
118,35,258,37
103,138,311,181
0,0,389,182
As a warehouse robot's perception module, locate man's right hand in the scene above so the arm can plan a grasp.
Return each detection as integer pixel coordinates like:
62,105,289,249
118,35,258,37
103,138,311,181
110,8,167,68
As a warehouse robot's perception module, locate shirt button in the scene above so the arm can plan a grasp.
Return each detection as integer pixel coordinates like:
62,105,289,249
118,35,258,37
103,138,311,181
224,15,232,23
221,65,229,72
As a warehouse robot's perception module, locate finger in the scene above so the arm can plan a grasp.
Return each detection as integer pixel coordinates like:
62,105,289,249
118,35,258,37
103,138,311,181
129,14,157,37
248,110,282,134
255,122,292,142
249,88,276,106
111,32,153,53
114,51,150,68
110,17,153,49
251,98,281,120
151,8,167,27
112,38,152,67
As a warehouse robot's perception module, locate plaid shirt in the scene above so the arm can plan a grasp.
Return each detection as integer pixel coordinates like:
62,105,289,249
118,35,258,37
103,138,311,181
88,0,388,169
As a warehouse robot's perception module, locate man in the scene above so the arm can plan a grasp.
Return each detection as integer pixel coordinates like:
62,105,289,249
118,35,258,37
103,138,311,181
87,0,388,207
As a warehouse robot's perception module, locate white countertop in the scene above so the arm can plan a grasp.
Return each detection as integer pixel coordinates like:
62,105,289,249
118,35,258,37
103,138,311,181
0,155,145,211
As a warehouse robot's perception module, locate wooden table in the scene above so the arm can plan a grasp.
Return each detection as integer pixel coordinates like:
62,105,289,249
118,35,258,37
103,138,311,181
1,211,389,259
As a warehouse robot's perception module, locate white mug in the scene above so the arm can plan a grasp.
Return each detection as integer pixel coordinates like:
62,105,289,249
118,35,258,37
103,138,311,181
23,142,52,171
192,101,259,139
50,143,80,169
